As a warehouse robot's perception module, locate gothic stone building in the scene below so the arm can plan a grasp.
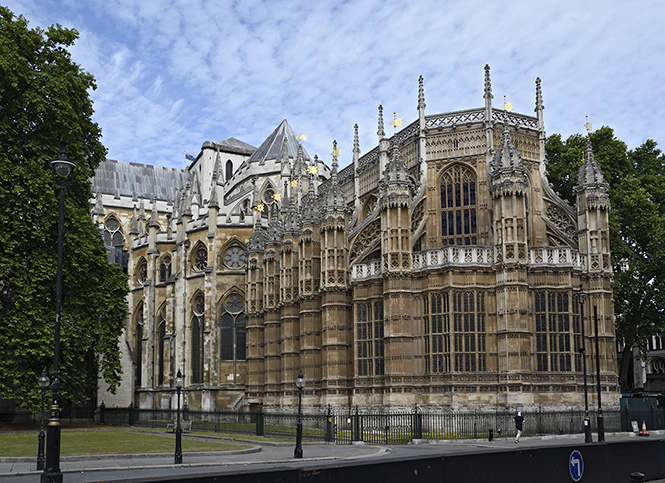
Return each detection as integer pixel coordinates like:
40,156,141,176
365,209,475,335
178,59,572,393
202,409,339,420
92,66,619,412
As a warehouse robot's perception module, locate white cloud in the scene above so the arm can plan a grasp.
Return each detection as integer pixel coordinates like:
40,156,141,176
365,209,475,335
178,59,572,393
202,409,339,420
3,0,664,169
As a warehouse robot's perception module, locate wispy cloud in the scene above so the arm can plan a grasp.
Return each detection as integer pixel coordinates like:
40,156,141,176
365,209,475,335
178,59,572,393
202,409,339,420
4,0,664,169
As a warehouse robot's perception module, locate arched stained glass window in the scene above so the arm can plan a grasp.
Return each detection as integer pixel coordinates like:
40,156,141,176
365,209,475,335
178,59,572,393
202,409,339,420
136,258,148,284
194,247,207,271
220,293,246,362
104,216,124,247
440,166,477,245
159,255,171,282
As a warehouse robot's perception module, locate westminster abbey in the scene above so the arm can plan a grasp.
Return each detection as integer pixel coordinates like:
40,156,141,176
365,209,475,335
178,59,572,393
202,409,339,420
91,66,619,412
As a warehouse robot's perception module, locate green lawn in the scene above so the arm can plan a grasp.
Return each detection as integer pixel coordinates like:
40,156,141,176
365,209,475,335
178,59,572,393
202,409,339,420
0,429,251,457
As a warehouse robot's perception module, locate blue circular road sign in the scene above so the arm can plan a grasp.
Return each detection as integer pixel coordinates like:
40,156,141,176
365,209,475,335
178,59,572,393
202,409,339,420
569,449,584,481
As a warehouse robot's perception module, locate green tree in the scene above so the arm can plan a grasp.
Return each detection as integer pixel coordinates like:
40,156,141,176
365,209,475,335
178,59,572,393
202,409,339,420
0,7,129,410
546,128,665,391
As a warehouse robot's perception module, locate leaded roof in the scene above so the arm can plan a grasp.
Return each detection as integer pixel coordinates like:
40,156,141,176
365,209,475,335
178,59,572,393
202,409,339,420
91,159,188,203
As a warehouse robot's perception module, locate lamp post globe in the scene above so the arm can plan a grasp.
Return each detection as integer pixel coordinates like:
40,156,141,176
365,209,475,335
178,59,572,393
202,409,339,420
294,371,305,459
37,368,50,470
174,369,183,464
42,145,75,483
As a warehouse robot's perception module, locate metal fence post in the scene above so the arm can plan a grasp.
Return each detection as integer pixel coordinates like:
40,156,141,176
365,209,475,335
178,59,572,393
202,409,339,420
352,405,360,442
256,404,264,436
325,404,333,443
411,404,423,440
99,402,105,425
128,402,134,426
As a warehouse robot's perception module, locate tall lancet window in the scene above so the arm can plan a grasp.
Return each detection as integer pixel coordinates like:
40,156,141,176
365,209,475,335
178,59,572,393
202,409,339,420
157,308,166,386
135,306,143,387
220,293,246,362
440,165,477,245
191,294,205,383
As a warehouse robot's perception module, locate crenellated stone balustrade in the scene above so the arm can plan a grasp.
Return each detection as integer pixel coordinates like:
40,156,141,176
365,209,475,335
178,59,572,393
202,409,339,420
350,246,585,282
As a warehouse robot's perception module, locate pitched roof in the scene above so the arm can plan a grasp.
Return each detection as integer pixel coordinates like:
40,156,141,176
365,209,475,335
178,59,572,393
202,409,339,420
91,159,187,202
213,137,256,156
240,120,311,168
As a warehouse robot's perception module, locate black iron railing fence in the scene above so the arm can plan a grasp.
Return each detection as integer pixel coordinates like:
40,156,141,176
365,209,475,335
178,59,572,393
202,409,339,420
96,404,664,444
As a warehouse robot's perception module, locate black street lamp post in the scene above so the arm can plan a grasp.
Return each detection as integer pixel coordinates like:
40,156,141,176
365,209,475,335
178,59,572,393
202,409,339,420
294,371,305,459
594,305,605,441
174,369,183,464
37,368,50,470
42,146,76,483
578,285,593,444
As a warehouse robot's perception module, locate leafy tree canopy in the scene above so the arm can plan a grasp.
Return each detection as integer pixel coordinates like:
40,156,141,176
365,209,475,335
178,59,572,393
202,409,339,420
0,7,128,410
546,127,665,391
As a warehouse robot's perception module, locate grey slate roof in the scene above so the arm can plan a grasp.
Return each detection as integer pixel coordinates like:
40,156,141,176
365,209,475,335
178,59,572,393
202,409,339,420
211,137,256,156
91,159,188,203
239,120,311,168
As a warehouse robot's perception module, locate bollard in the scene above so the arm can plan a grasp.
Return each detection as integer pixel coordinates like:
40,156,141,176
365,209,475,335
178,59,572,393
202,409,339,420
629,472,645,483
488,429,493,442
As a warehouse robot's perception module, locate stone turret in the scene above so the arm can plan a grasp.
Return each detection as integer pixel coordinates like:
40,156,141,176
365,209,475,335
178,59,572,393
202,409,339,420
490,122,529,263
574,136,611,273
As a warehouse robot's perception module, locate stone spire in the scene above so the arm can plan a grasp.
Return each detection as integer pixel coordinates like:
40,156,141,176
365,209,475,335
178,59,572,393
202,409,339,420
353,123,360,155
266,214,283,244
247,225,267,253
380,141,414,195
418,75,426,111
92,191,105,217
138,199,146,235
208,165,219,208
575,136,609,201
490,123,528,196
283,180,300,235
215,149,223,182
353,123,361,210
484,64,493,101
535,77,545,160
148,199,159,228
130,205,139,235
377,104,385,139
418,75,427,187
484,64,494,152
324,140,344,210
181,181,192,217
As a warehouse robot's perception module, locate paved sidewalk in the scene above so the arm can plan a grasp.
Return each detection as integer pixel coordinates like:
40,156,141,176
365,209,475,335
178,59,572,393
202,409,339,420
2,432,664,482
0,440,386,482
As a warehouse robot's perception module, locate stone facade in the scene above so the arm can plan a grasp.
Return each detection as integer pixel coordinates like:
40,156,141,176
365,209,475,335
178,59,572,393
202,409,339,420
92,66,619,412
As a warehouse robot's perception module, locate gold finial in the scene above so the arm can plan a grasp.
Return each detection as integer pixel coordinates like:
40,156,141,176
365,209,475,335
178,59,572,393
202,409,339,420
254,203,264,212
272,192,281,202
332,139,339,158
307,165,318,175
290,178,298,188
390,111,403,133
585,115,593,133
298,134,307,141
502,94,513,112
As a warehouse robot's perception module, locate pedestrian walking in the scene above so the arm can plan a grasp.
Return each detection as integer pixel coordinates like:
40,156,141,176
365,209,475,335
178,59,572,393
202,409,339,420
513,411,525,443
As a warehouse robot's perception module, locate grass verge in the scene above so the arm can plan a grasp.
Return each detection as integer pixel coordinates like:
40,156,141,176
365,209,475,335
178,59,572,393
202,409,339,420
0,428,251,457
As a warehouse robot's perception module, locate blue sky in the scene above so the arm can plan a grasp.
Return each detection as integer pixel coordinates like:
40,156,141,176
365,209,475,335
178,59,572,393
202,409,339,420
4,0,664,170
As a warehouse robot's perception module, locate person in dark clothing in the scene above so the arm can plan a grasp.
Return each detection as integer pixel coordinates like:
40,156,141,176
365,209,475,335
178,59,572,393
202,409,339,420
513,411,525,443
